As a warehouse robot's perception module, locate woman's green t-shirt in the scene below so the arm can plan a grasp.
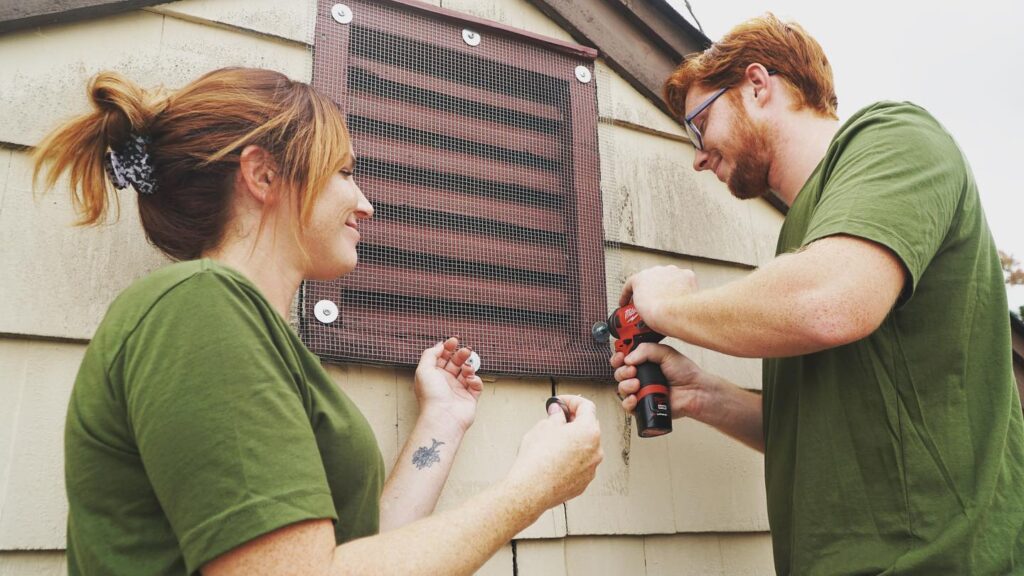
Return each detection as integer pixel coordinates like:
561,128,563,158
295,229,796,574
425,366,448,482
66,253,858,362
65,259,384,575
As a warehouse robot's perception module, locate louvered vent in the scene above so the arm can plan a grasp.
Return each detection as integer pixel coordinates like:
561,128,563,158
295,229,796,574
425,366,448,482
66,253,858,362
302,0,610,378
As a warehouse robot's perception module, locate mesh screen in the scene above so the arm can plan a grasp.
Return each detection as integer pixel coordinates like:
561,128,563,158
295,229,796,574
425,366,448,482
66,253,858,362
301,0,612,379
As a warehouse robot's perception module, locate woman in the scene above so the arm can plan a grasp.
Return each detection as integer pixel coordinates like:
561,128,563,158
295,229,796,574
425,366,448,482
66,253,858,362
35,67,603,576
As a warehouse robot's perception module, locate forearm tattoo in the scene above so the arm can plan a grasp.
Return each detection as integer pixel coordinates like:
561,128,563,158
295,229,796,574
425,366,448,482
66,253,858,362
412,439,445,470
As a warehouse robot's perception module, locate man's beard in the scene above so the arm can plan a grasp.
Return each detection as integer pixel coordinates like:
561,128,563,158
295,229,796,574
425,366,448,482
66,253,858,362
725,104,773,200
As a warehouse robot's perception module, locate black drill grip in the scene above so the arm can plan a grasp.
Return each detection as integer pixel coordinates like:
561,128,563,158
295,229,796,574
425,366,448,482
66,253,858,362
635,361,672,438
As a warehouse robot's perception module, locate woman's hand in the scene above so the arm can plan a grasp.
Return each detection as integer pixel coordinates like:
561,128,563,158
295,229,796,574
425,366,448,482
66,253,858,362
505,395,603,511
413,337,484,434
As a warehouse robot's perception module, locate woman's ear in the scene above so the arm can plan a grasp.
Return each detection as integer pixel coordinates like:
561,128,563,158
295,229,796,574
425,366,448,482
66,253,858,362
237,145,279,205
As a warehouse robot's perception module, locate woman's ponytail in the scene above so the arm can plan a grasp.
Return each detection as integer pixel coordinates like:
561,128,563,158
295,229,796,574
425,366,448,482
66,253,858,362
32,72,164,225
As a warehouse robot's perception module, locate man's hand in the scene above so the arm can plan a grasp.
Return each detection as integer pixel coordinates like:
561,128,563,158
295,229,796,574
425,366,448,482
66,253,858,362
611,342,765,451
619,266,698,335
611,342,712,421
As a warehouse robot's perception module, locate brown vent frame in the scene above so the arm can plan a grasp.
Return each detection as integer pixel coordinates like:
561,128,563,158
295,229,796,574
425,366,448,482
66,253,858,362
302,0,610,379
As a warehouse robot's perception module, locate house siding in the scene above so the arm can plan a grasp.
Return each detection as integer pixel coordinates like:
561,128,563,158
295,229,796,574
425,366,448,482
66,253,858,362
0,0,782,573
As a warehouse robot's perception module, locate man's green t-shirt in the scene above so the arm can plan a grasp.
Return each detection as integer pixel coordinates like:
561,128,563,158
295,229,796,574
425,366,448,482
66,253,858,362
65,259,385,575
764,102,1024,574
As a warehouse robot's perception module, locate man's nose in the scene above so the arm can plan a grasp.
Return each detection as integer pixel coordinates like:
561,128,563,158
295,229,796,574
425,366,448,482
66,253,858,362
693,149,712,172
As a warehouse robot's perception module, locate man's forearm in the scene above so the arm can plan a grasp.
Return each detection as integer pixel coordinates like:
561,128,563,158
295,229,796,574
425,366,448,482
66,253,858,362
644,236,905,358
651,253,836,358
699,375,765,453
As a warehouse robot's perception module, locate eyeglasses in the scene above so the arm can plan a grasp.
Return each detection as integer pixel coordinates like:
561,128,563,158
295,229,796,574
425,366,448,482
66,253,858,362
683,87,728,151
683,70,777,151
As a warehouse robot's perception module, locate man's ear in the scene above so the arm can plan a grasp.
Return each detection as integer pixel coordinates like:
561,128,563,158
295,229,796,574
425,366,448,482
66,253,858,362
237,145,279,205
746,63,773,106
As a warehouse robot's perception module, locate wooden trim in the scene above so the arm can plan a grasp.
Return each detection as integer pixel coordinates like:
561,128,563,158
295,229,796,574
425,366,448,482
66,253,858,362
0,0,167,34
527,0,709,119
378,0,598,60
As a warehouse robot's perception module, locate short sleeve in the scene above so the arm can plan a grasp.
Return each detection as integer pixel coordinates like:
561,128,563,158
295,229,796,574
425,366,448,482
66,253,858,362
122,271,337,573
803,104,965,303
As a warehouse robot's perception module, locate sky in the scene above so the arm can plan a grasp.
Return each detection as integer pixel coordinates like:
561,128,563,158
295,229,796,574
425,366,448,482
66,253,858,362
667,0,1024,310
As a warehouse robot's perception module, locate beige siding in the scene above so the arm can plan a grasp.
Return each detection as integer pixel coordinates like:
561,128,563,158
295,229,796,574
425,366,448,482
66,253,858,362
601,122,765,266
0,0,783,572
0,552,67,576
148,0,316,44
515,539,567,576
556,381,768,536
515,534,773,575
595,61,688,140
644,533,775,576
0,12,308,149
0,340,83,550
748,194,784,265
565,536,647,574
0,149,166,340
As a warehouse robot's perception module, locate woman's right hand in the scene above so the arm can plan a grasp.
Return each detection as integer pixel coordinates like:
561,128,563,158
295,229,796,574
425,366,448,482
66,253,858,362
505,395,603,512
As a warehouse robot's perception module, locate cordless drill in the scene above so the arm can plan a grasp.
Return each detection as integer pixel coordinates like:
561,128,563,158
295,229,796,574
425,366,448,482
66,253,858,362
593,303,673,437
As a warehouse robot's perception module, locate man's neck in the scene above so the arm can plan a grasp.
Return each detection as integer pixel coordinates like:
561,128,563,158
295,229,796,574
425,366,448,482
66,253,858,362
768,112,840,206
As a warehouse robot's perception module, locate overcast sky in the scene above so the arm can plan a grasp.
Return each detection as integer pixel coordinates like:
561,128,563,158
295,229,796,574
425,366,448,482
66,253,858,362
667,0,1024,309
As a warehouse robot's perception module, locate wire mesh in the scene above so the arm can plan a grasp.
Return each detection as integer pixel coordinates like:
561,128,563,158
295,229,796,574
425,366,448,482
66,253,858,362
301,0,613,379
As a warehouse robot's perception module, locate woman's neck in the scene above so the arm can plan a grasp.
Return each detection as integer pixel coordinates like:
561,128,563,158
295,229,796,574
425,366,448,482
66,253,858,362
203,234,304,321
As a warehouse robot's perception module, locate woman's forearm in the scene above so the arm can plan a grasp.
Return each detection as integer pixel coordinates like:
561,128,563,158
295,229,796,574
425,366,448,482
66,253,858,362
333,477,538,575
379,409,468,532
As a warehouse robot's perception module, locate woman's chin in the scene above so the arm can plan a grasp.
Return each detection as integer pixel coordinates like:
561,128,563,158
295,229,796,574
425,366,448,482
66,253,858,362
307,258,357,281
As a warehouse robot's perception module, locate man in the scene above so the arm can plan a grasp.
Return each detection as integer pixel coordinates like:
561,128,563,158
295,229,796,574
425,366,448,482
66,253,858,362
612,13,1024,574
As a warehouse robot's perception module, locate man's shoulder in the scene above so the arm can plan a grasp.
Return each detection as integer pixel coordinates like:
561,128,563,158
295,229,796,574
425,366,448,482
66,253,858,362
839,101,949,141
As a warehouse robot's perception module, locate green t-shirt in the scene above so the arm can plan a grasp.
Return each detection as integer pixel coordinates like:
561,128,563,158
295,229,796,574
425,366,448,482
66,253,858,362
764,102,1024,574
65,259,384,575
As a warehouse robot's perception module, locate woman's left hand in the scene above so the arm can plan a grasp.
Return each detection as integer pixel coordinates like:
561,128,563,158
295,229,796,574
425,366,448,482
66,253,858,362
414,337,484,434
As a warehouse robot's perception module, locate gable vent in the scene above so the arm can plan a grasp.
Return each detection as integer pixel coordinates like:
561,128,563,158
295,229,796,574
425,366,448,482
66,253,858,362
303,0,609,378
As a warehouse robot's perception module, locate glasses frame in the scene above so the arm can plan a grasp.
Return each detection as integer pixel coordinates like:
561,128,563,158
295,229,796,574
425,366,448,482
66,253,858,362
683,70,777,151
683,87,728,151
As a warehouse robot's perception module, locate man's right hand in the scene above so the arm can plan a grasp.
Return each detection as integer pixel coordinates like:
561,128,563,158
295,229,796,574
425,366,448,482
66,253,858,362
611,342,716,422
